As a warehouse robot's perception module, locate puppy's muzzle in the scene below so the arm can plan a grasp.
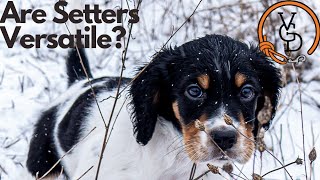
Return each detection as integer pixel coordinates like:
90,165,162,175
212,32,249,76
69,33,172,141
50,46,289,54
210,130,237,151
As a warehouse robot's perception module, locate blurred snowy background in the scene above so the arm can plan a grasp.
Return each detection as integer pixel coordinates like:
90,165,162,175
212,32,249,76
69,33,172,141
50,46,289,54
0,0,320,179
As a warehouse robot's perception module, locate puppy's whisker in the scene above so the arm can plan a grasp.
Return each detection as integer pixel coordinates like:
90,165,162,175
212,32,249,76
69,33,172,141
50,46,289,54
187,150,201,164
176,148,197,167
176,148,187,158
179,144,198,158
167,138,184,152
183,145,206,163
181,144,197,155
176,150,200,173
167,134,183,149
176,142,199,157
164,143,186,157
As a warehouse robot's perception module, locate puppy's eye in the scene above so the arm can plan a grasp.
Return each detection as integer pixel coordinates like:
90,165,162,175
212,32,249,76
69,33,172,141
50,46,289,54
240,85,255,100
186,84,203,99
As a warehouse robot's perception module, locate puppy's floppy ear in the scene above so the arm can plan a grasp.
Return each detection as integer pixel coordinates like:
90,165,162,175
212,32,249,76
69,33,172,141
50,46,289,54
130,49,173,145
252,51,282,135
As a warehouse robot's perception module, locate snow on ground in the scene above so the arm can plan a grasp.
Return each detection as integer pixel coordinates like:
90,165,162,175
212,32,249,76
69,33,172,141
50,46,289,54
0,0,320,179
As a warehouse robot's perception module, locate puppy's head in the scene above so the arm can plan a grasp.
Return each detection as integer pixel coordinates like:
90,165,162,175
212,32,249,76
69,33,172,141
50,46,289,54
130,34,281,163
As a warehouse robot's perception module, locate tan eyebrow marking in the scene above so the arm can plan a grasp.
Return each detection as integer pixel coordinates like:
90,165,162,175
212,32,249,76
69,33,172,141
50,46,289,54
235,72,246,88
197,74,210,89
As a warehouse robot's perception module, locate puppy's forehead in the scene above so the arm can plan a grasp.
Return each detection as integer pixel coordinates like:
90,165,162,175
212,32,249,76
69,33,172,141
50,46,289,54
176,40,257,89
194,63,250,88
188,69,250,93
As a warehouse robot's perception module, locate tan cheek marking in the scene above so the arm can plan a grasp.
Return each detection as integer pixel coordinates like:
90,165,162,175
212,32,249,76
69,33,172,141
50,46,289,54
181,114,207,161
238,112,254,139
182,123,199,142
235,72,246,88
197,74,210,89
172,102,201,160
172,101,181,120
182,122,201,160
238,112,255,162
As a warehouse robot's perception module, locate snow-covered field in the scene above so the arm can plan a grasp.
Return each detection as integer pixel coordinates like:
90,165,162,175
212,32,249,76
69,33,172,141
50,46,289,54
0,0,320,179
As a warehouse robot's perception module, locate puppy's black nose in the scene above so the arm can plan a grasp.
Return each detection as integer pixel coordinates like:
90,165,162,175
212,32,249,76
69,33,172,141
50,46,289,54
211,130,237,151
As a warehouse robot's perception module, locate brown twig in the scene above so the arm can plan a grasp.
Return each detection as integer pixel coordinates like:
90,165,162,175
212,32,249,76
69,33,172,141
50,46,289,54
195,0,261,14
193,170,210,180
252,150,257,178
291,64,308,180
4,138,20,149
117,0,204,97
105,96,128,144
38,127,96,179
57,1,137,178
262,157,302,177
193,164,229,180
230,172,246,180
309,147,317,180
76,166,94,180
94,1,143,179
195,120,250,180
189,163,197,180
94,1,204,178
224,115,294,180
310,125,315,180
0,164,7,175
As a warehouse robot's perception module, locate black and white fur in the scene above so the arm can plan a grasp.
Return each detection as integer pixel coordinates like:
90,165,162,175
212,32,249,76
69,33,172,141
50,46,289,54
27,35,281,179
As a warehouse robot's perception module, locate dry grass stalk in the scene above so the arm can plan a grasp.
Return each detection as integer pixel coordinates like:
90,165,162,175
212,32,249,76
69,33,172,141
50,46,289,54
262,157,303,178
94,1,143,178
207,163,220,174
38,127,96,179
257,139,266,153
309,147,317,180
291,63,308,180
252,173,263,180
188,163,197,180
76,166,94,180
195,119,205,131
194,117,250,180
117,0,204,97
193,164,230,180
308,147,317,163
222,109,296,179
223,114,233,125
257,96,272,125
222,163,233,174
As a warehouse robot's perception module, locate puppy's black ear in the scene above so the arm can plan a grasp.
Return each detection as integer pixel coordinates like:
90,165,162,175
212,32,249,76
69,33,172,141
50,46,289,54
252,51,282,136
130,50,173,145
